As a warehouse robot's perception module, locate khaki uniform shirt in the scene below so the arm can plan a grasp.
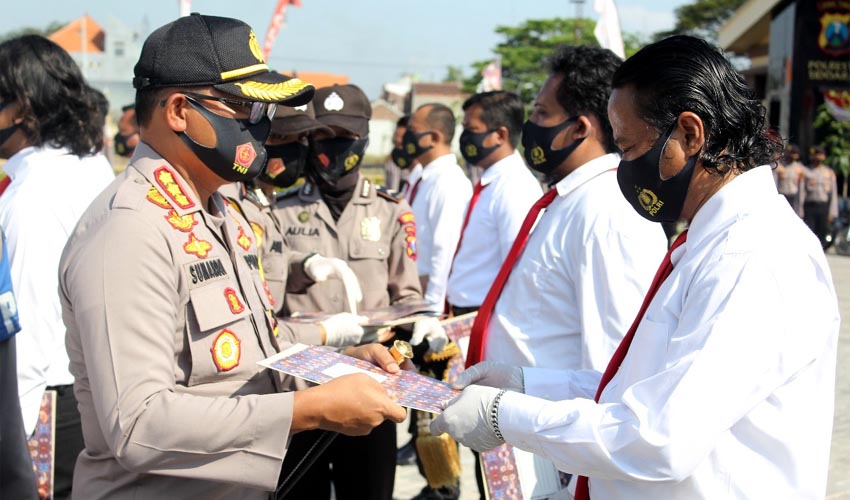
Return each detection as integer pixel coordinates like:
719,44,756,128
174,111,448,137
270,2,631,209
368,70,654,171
60,143,296,500
800,165,839,219
273,176,422,315
773,160,805,196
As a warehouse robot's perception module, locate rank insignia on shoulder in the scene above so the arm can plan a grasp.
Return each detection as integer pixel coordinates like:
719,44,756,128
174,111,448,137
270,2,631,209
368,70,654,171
211,329,241,372
224,287,245,314
360,216,381,242
360,178,371,198
184,232,213,259
165,210,197,232
376,185,401,203
154,167,195,210
146,187,172,209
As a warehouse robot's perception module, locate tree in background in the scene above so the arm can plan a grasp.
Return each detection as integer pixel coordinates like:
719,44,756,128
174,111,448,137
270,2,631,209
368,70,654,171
814,103,850,197
653,0,746,42
463,18,644,106
0,21,65,42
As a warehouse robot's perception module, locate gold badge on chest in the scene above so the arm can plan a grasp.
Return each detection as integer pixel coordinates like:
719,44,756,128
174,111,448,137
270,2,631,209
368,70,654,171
360,216,381,242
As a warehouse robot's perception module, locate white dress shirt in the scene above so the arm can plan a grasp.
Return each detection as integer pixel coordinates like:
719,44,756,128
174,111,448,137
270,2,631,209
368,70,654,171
446,151,542,307
0,146,114,434
410,154,471,310
485,153,667,371
499,165,840,500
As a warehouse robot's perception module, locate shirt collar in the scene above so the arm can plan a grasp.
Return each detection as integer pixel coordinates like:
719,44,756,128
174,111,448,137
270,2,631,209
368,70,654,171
554,153,620,197
3,145,71,180
686,165,776,255
479,150,522,187
419,153,458,182
131,142,203,216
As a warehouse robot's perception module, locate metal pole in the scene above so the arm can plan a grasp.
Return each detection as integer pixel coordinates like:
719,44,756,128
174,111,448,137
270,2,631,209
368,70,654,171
570,0,585,41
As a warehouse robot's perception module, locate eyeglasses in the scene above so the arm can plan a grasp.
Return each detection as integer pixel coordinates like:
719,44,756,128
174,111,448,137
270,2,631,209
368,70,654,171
181,92,276,125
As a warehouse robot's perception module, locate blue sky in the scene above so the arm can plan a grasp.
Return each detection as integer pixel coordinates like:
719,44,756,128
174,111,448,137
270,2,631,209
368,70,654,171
5,0,688,99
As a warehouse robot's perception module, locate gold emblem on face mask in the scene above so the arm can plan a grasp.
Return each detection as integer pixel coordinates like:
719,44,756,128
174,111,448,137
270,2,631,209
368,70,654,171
465,144,478,157
344,153,360,171
531,146,546,165
406,143,416,155
248,31,265,63
638,188,664,216
397,157,407,167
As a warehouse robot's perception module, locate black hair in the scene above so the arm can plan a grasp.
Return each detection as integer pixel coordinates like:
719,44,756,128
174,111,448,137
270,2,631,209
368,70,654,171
547,45,622,154
135,87,175,127
420,103,455,145
612,35,782,174
463,91,524,148
0,35,104,156
396,115,409,128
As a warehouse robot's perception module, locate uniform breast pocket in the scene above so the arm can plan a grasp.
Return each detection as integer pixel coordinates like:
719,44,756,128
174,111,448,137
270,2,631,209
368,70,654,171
614,318,670,390
186,281,253,386
349,241,390,292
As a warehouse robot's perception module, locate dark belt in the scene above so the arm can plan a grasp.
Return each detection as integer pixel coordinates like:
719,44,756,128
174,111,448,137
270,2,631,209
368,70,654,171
450,305,479,317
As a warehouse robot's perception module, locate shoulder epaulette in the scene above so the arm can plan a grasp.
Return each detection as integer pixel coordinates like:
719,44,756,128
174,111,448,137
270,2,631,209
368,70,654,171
375,185,401,203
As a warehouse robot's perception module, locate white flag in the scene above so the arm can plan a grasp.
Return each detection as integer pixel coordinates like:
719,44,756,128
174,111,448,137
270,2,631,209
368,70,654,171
481,60,502,92
178,0,192,17
594,0,625,59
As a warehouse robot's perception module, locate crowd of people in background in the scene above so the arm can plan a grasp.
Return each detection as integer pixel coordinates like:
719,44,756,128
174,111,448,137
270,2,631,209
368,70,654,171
0,12,844,500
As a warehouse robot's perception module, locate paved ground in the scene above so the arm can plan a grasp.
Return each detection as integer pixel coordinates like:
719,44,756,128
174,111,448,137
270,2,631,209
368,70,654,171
392,253,850,500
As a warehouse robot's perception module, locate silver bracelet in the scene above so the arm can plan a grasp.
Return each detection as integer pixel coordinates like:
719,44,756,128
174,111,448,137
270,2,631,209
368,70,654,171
490,389,508,443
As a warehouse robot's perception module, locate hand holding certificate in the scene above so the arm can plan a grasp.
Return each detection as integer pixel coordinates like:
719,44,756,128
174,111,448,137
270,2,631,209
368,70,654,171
259,343,460,413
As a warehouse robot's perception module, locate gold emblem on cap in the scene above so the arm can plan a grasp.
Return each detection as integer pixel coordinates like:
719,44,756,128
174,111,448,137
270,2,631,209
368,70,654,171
298,211,310,223
248,30,265,63
344,153,360,171
235,79,311,101
360,216,381,242
531,145,546,165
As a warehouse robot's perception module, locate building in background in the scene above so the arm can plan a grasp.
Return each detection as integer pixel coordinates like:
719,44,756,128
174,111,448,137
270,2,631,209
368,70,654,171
719,0,849,157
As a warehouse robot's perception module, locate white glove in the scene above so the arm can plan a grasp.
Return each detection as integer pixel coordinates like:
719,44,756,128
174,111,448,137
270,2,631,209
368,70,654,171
411,316,448,354
303,254,363,314
430,385,505,452
454,361,524,392
320,312,367,347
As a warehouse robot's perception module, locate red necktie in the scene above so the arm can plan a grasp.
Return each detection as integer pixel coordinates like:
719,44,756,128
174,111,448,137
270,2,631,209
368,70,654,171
408,178,422,204
574,230,688,500
465,188,559,367
0,176,11,198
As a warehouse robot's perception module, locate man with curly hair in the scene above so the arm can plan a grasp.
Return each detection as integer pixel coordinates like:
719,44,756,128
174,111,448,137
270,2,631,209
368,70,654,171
0,34,115,499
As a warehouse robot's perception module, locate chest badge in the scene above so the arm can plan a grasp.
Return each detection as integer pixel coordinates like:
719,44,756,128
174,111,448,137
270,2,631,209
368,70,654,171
184,233,213,259
224,287,245,314
360,216,381,241
298,211,311,223
211,330,241,372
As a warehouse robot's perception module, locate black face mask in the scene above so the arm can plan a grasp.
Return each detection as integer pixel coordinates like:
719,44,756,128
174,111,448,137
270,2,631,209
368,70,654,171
307,137,369,187
459,129,499,166
113,132,137,158
402,129,433,160
616,123,698,223
179,96,271,182
521,117,584,176
391,146,413,169
0,123,18,149
261,142,308,188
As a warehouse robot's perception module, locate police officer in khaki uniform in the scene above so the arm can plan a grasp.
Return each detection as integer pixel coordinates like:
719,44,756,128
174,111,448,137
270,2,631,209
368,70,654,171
773,143,806,213
273,84,447,500
58,15,406,500
800,145,839,249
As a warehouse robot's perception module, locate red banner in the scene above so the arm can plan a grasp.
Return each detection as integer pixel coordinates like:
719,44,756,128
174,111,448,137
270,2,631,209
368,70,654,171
263,0,302,61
